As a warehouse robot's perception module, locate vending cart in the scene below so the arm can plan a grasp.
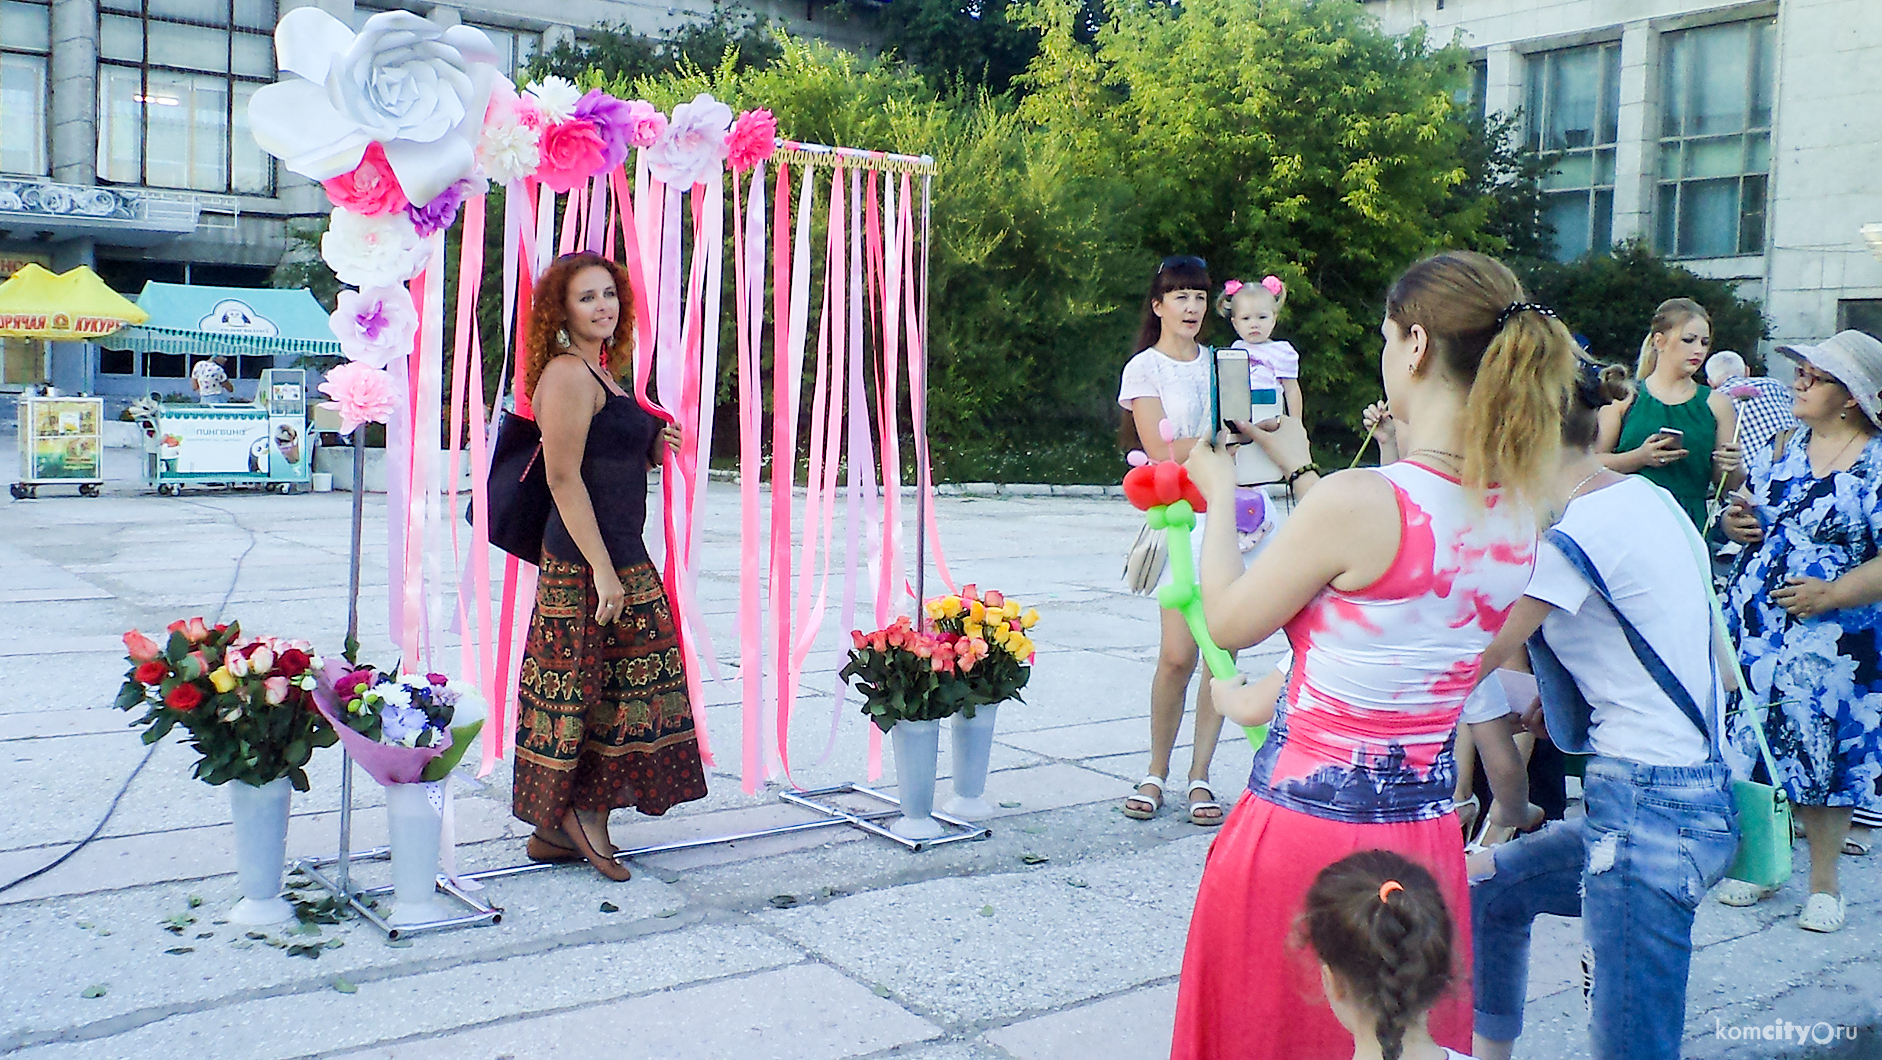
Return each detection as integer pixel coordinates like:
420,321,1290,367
12,394,105,498
148,368,311,496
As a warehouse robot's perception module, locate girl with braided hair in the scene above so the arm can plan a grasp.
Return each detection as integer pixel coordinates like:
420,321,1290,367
1303,850,1475,1060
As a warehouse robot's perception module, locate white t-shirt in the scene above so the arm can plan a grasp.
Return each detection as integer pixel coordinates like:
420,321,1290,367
1118,346,1212,441
192,358,230,396
1461,668,1539,725
1523,477,1717,766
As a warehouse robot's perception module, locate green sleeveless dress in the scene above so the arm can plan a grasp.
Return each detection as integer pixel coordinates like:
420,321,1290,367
1616,382,1718,529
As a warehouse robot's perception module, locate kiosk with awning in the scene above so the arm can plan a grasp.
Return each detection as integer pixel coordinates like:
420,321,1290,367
107,284,340,496
0,264,148,498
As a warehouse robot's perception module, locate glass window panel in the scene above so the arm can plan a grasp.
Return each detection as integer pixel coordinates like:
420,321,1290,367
1657,184,1679,253
96,64,144,182
99,348,138,375
234,0,274,29
478,27,516,75
1545,46,1602,151
1739,174,1767,255
1544,152,1594,191
1684,136,1744,179
1595,148,1615,185
144,69,227,189
231,78,269,193
1545,192,1592,262
1,1,51,52
1747,130,1770,173
1661,33,1689,137
1750,20,1775,128
100,14,145,62
232,32,272,76
100,0,140,10
1598,44,1620,145
150,0,228,24
1525,55,1546,149
1592,189,1615,254
1658,143,1680,181
1689,23,1750,136
0,53,48,175
149,21,229,73
146,352,187,378
1678,178,1739,258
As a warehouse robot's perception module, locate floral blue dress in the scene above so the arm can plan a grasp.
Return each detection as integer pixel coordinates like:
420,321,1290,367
1724,428,1882,811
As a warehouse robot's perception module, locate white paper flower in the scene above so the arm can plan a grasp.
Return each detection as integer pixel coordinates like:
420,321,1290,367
645,93,734,187
322,208,433,288
524,76,581,123
477,115,541,186
247,8,499,207
329,285,418,367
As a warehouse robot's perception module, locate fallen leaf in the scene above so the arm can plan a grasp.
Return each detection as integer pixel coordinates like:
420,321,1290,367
1020,853,1050,865
332,977,358,994
1067,878,1089,889
385,938,415,948
998,801,1022,808
287,942,324,959
187,895,204,908
598,901,620,914
194,932,213,939
768,895,799,909
80,985,107,999
978,905,995,917
654,908,680,918
164,946,194,955
245,931,268,940
871,984,893,998
324,938,344,949
74,920,94,930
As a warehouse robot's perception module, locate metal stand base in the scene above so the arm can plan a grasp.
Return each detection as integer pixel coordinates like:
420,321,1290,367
780,784,991,851
293,847,502,940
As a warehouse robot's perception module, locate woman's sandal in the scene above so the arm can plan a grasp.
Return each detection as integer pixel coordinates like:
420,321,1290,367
1844,835,1872,857
1123,775,1165,820
1187,780,1224,827
525,829,582,864
561,810,632,882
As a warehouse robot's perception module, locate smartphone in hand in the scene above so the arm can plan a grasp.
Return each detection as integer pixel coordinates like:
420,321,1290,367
1215,350,1252,432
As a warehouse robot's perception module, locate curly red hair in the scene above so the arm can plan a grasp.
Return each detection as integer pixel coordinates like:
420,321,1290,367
523,252,636,401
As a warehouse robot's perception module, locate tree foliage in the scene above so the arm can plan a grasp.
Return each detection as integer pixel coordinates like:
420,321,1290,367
527,1,782,85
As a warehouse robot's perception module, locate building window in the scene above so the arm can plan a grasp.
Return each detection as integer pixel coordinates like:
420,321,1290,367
1840,299,1882,342
1527,42,1621,262
473,24,540,78
100,348,140,375
1656,19,1775,260
96,0,277,194
0,0,52,176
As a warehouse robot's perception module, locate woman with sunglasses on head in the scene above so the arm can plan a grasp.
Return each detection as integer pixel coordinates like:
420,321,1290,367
1170,252,1577,1060
511,251,706,882
1716,330,1882,933
1117,255,1232,827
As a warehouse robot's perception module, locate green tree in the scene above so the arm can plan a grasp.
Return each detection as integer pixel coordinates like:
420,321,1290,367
527,2,782,86
871,0,1105,97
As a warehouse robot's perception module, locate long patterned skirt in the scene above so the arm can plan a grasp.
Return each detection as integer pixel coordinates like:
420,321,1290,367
512,552,708,828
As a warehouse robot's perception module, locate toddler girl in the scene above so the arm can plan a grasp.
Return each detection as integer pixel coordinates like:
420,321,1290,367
1217,275,1304,422
1303,850,1479,1060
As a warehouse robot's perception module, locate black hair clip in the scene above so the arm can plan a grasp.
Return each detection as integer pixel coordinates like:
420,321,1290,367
1495,302,1557,331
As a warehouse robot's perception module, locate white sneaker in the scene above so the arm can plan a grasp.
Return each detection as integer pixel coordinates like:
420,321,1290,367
1798,892,1846,933
1714,879,1774,906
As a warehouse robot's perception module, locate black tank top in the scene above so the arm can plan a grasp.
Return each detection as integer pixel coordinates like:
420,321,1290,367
542,358,657,569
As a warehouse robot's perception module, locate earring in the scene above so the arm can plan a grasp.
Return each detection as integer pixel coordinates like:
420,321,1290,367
555,328,571,349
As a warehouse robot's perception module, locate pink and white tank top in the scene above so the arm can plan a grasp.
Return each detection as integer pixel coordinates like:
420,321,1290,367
1248,461,1539,824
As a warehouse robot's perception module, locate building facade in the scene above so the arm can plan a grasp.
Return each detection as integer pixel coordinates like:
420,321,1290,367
1363,0,1882,354
0,0,871,402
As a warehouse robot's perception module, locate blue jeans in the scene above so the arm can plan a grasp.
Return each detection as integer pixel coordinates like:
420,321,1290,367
1471,757,1738,1060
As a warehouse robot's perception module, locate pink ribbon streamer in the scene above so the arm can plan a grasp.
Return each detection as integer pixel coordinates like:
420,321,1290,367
733,165,769,793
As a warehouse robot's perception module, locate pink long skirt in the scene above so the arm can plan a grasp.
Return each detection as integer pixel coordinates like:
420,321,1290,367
1169,792,1474,1060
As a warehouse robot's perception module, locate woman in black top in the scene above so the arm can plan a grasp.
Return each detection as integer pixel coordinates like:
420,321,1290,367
513,252,707,881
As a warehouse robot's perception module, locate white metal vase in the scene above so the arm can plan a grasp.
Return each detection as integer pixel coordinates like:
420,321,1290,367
226,777,297,925
890,719,947,840
942,703,1001,820
384,782,454,926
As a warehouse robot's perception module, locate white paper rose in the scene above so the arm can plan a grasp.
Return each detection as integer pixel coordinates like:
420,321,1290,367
645,93,734,188
330,285,419,367
248,8,499,207
321,208,433,288
475,80,542,185
524,76,581,123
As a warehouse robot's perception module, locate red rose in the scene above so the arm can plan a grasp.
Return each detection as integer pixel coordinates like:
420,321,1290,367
165,682,204,711
134,661,169,685
276,649,312,678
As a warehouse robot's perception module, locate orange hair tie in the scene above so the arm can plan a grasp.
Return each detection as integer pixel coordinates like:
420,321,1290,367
1379,880,1404,903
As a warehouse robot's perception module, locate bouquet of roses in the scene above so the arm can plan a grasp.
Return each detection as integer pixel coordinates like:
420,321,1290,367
116,619,336,790
316,666,486,784
842,617,980,734
924,584,1040,716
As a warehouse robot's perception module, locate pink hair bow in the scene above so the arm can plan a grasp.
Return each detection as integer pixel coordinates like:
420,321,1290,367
1223,279,1244,296
1261,275,1285,298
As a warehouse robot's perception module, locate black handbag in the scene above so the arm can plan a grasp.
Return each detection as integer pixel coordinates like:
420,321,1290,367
482,410,553,565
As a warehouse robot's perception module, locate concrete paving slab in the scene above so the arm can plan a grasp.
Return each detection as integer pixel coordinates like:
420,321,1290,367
984,982,1180,1060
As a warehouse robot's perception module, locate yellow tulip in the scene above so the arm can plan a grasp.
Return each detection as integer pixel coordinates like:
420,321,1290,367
941,597,963,618
208,667,237,693
1020,608,1040,629
1003,600,1021,619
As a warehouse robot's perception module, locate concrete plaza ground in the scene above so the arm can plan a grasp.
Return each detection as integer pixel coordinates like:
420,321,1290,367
0,439,1877,1059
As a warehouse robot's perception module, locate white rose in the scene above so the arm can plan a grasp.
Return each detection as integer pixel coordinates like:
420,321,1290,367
645,93,733,188
247,8,499,207
322,208,433,288
524,76,581,123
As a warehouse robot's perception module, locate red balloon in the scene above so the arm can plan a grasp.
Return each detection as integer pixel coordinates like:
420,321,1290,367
1180,475,1208,513
1153,460,1183,506
1122,465,1160,511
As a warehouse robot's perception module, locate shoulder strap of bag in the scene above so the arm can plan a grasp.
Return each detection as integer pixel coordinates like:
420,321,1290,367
1545,527,1720,760
1771,428,1795,463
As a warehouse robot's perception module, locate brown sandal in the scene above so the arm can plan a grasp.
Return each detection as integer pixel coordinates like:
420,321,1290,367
562,810,631,882
526,830,581,863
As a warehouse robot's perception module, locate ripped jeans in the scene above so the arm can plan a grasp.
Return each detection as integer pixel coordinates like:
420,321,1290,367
1471,757,1738,1060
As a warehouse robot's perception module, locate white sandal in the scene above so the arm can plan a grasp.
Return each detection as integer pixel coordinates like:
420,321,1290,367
1714,879,1775,907
1798,892,1846,933
1123,775,1165,820
1188,780,1224,827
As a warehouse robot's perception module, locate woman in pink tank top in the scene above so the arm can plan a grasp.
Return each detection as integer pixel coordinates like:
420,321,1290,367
1169,252,1582,1060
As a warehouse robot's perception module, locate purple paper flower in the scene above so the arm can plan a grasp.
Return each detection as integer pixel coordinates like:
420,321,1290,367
329,285,417,367
406,179,474,237
573,89,636,169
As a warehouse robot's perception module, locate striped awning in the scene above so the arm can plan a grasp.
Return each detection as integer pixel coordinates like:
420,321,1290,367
103,283,341,357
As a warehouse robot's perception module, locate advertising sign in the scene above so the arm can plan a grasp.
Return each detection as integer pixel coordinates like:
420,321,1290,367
158,407,272,478
29,398,101,480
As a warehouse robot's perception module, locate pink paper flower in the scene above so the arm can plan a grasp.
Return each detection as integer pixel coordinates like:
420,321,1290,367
535,119,606,193
319,360,399,435
645,93,732,187
625,100,667,148
573,89,636,169
321,142,410,216
725,108,777,171
330,285,418,367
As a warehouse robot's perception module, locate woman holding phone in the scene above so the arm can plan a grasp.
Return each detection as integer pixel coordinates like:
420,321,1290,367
1596,298,1743,529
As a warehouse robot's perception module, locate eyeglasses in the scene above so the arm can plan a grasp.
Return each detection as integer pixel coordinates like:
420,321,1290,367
1794,368,1841,391
1159,255,1208,272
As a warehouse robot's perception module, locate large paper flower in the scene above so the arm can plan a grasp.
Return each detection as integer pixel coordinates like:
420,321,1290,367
536,120,606,193
573,89,635,168
625,100,667,148
319,361,399,435
476,81,541,185
407,178,475,237
524,76,581,123
322,142,408,215
248,8,498,208
322,208,432,288
645,93,734,187
726,108,778,172
330,285,418,367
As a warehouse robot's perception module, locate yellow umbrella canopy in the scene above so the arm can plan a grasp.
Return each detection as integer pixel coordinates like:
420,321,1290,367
0,264,148,341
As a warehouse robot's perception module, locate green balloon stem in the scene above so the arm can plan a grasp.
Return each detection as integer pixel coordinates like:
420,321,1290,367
1149,505,1268,751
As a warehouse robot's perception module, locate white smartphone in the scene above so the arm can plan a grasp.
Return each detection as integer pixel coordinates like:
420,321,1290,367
1215,350,1252,430
1653,427,1684,443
